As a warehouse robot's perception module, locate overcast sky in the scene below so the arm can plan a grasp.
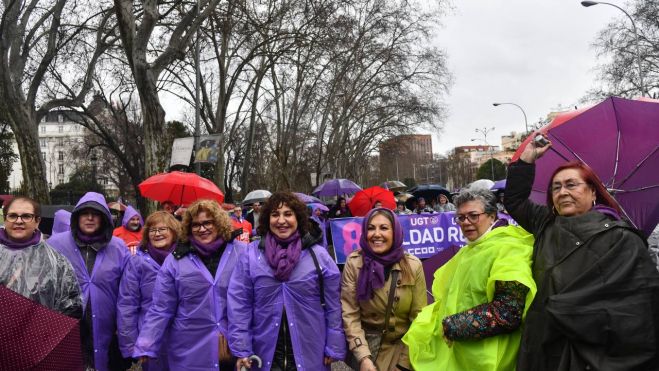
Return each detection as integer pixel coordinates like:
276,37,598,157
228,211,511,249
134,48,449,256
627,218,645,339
428,0,619,154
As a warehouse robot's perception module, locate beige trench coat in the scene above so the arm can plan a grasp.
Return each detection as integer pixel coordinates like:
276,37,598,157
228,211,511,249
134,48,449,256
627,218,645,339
341,251,427,371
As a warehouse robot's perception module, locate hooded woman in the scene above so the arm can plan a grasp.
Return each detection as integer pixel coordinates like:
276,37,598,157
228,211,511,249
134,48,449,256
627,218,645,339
117,211,181,370
47,192,131,371
113,205,144,254
228,191,346,370
403,188,536,371
341,208,426,371
133,199,247,370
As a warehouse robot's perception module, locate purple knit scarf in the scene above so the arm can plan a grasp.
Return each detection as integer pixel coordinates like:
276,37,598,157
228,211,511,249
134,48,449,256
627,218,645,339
0,229,41,249
75,230,106,245
357,208,405,301
147,242,176,265
264,231,302,282
190,237,225,258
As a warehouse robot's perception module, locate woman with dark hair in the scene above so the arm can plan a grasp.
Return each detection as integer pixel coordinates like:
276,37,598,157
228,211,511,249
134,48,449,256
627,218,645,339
117,211,181,370
341,208,426,371
329,197,352,218
133,200,247,370
228,191,346,370
403,188,536,370
505,136,659,370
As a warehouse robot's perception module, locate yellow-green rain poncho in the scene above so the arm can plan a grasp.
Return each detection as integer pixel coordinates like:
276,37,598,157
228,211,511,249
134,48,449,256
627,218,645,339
402,225,536,371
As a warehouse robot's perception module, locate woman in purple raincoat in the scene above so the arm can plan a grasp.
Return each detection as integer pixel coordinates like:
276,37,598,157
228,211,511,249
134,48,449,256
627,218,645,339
117,211,181,370
228,192,346,371
47,191,131,371
133,199,247,370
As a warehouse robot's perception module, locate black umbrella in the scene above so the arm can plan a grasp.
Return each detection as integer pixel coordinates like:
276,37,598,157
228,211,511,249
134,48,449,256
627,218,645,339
408,184,451,201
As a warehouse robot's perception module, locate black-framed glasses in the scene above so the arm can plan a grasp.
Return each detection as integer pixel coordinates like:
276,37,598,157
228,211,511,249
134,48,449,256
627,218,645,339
454,212,487,224
148,227,170,235
191,220,214,231
551,181,586,194
5,213,36,223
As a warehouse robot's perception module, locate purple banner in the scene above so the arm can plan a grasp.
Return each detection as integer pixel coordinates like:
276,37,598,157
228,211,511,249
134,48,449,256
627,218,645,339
329,212,516,263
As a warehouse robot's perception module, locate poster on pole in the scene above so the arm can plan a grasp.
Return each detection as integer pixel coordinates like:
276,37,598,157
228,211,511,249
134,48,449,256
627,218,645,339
194,134,221,164
169,137,195,167
329,212,516,264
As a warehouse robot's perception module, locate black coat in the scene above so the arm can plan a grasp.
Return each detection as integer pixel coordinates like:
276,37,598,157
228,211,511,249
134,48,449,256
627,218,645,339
505,160,659,371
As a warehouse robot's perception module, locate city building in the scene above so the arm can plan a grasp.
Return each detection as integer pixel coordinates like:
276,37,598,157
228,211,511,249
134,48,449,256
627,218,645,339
379,134,433,182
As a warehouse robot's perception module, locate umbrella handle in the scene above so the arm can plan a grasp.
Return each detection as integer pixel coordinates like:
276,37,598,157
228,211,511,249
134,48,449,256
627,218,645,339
240,355,262,371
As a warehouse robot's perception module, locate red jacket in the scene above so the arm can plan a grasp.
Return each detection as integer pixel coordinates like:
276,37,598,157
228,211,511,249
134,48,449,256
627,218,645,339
230,218,252,243
112,227,142,255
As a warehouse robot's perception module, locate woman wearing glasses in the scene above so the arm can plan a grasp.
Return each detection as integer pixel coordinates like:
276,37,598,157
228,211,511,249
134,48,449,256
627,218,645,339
117,211,181,370
505,137,659,370
134,200,247,370
403,188,536,371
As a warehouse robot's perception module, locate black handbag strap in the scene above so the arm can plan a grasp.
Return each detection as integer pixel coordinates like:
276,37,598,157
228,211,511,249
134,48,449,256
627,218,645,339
382,270,399,334
307,246,326,308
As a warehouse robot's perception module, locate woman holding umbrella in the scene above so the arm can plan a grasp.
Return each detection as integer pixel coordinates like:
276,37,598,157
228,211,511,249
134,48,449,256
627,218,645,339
228,192,346,370
341,208,426,371
505,137,659,370
133,200,247,370
117,211,181,370
329,197,352,218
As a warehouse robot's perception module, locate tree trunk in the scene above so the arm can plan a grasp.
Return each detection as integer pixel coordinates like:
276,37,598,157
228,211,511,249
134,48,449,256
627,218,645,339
240,64,267,193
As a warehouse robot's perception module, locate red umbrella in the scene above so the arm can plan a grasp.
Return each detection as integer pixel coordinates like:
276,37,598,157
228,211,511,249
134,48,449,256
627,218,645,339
348,186,396,217
0,286,83,370
138,171,224,206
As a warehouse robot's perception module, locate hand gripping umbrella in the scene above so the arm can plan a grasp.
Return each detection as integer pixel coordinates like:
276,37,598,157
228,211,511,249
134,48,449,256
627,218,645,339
312,178,362,197
138,171,225,206
512,96,659,236
348,186,397,217
0,286,83,370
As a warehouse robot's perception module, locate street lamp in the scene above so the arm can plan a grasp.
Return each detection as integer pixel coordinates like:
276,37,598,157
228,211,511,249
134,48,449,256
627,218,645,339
581,1,645,96
492,102,529,134
472,126,496,180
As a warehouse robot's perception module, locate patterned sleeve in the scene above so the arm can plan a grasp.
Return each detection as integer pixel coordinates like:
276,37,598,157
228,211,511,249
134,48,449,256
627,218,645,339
442,280,528,341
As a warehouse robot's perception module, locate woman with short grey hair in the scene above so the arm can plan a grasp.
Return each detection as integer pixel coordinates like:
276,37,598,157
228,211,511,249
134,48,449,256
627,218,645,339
452,188,498,216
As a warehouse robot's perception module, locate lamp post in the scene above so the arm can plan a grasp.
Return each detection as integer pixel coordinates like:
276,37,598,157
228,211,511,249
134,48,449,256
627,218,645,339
472,126,496,180
492,102,528,134
581,1,645,96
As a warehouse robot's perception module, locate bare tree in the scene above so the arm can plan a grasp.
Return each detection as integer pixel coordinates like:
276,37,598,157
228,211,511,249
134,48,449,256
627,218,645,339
0,0,115,202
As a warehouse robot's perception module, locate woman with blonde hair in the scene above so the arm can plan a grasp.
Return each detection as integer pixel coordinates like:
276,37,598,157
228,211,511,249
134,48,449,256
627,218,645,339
341,208,426,371
134,199,248,370
117,211,181,370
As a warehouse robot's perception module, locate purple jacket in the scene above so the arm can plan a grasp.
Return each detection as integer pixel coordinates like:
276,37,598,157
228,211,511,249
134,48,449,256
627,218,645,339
117,249,169,371
133,240,247,370
227,239,346,371
47,192,130,371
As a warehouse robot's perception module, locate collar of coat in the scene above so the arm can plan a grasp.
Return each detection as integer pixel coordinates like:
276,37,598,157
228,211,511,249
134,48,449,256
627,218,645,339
171,233,238,260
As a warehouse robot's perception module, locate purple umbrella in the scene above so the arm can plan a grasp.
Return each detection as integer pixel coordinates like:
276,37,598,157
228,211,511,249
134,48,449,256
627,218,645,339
421,245,462,303
516,97,659,236
312,178,362,197
294,192,324,204
308,202,329,212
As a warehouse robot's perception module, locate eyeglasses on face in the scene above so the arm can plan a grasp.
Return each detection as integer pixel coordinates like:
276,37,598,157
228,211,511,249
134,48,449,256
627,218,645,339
551,181,586,194
191,220,214,231
454,212,487,224
148,227,170,235
6,213,36,223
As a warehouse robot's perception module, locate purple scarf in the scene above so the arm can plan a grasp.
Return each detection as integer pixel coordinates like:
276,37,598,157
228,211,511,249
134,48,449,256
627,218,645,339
147,242,176,265
75,230,106,245
190,237,225,258
593,204,622,221
0,229,41,250
357,208,405,301
264,231,302,282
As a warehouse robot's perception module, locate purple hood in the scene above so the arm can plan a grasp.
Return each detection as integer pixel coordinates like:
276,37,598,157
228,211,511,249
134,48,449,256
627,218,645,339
70,192,113,249
52,210,71,235
121,206,144,229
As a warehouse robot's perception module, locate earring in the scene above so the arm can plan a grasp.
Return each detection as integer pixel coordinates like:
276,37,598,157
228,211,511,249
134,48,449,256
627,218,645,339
592,200,596,206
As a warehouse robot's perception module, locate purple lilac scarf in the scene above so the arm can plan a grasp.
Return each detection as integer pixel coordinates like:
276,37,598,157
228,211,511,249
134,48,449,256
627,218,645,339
0,229,41,249
75,230,106,245
147,242,176,265
190,237,225,258
264,231,302,282
593,204,622,221
357,208,405,301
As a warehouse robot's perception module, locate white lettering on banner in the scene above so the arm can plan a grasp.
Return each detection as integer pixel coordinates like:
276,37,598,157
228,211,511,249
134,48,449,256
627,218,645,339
409,230,422,244
447,226,465,243
433,228,444,242
421,229,434,244
406,246,436,256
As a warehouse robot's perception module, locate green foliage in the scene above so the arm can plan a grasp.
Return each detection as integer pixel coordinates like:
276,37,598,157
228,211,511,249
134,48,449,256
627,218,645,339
403,177,417,188
50,168,106,205
0,128,17,193
476,159,507,181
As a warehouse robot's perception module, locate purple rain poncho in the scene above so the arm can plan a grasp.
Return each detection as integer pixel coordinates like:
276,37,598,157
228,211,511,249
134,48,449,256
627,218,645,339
47,192,130,371
117,249,170,371
227,236,346,371
133,240,247,370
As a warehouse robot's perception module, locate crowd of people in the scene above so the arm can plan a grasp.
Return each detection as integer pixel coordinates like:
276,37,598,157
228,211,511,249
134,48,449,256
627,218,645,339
1,135,659,371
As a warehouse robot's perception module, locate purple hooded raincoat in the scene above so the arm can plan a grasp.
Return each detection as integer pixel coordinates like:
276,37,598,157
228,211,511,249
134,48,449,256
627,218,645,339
117,249,170,371
47,192,130,371
133,240,247,370
227,238,346,371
